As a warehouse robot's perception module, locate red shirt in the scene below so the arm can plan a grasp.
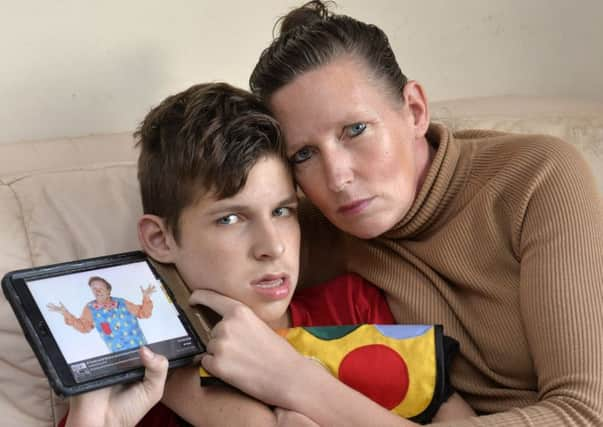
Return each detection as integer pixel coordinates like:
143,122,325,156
289,273,395,326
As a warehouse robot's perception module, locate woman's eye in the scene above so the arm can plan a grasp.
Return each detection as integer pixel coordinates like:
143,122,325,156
273,207,294,217
290,147,313,164
217,214,239,225
346,122,367,137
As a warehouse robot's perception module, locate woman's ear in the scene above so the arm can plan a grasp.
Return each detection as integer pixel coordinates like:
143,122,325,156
138,214,178,263
402,80,430,137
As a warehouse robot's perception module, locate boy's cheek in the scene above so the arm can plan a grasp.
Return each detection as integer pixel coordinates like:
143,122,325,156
173,262,214,294
183,272,226,295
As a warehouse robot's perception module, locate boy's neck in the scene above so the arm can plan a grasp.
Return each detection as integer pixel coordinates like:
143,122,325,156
268,309,292,330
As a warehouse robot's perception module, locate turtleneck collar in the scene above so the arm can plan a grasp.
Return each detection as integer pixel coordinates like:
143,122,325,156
383,122,461,239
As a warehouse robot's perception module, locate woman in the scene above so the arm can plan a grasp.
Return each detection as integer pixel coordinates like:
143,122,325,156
198,1,603,426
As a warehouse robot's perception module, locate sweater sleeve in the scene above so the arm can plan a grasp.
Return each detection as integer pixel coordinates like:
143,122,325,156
439,139,603,426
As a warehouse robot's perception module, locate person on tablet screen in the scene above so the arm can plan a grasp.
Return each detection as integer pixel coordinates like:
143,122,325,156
47,276,156,352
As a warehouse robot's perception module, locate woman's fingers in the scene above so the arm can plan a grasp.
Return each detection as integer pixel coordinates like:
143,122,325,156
188,288,308,408
199,352,215,374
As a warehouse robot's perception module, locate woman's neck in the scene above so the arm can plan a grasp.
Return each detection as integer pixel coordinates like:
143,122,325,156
415,135,435,193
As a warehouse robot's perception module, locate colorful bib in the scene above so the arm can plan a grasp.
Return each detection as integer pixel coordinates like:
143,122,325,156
200,324,455,424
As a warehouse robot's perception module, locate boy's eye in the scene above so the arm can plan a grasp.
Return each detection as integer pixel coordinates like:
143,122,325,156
290,147,313,164
217,214,239,225
346,122,367,137
273,207,294,217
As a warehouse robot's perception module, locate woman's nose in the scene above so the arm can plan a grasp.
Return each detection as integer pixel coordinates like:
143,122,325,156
323,147,353,193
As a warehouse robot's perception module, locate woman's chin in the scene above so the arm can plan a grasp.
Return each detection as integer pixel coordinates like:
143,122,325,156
330,204,405,239
339,221,389,239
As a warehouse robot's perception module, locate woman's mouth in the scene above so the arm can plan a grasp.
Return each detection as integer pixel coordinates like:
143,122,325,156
337,197,374,215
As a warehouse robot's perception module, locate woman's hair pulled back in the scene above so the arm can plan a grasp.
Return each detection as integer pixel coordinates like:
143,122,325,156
250,0,407,103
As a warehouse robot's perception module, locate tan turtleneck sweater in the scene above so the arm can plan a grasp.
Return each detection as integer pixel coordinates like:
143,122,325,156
298,123,603,426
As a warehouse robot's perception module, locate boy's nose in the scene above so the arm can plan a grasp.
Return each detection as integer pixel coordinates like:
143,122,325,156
252,223,285,260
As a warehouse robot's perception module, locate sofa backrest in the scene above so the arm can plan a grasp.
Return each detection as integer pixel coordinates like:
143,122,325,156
0,96,601,426
432,96,603,190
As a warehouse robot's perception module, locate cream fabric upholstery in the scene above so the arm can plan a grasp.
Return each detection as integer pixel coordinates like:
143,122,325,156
431,96,603,190
0,97,601,426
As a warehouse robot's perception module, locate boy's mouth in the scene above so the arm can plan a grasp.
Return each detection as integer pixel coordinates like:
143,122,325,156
251,274,291,299
254,278,283,288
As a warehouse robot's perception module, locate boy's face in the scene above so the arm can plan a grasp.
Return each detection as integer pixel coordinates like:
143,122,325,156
169,156,300,328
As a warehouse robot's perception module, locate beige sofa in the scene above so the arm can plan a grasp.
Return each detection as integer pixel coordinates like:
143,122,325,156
1,96,602,426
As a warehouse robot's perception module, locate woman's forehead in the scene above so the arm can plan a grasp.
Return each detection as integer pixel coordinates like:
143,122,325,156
270,59,394,139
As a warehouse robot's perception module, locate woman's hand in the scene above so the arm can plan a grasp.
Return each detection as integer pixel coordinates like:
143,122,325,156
190,290,416,427
190,288,306,409
65,346,168,427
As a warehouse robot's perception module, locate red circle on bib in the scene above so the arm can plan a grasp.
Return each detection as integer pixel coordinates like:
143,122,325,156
338,344,409,409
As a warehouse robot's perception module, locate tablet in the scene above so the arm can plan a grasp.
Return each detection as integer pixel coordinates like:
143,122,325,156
2,251,204,397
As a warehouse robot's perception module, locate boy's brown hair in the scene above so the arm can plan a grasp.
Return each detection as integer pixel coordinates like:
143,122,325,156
135,83,284,242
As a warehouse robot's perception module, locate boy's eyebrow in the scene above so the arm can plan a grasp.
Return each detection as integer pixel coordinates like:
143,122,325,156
278,194,299,206
206,194,298,215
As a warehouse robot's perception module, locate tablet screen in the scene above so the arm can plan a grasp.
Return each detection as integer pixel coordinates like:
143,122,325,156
18,257,200,386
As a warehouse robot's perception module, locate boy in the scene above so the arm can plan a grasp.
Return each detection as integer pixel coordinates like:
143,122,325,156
63,82,472,426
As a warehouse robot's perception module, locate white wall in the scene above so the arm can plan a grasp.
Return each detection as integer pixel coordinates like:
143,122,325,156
1,0,601,144
355,0,603,102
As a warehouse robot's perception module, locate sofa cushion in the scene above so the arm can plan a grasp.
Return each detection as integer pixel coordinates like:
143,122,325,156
11,164,141,265
0,183,32,276
0,183,56,426
0,162,141,426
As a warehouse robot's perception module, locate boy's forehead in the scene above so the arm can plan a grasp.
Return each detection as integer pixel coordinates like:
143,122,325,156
189,157,296,213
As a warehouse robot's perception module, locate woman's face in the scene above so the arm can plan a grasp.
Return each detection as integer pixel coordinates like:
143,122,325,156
269,57,430,238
